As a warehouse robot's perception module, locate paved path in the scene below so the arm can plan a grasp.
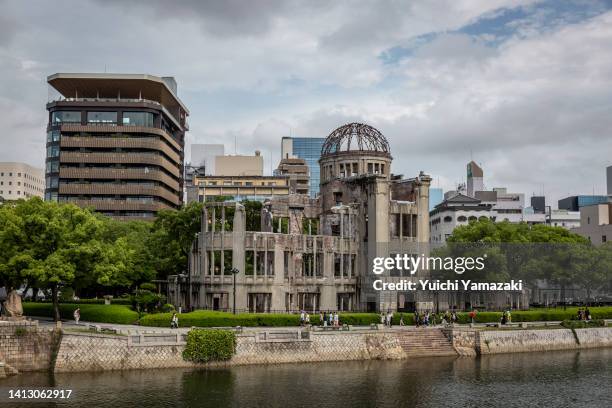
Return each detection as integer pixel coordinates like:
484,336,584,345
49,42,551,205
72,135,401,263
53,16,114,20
33,316,610,335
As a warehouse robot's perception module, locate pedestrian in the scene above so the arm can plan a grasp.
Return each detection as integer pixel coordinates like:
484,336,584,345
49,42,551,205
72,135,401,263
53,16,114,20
329,311,333,326
380,312,385,325
585,307,591,321
469,309,476,324
171,312,178,329
305,313,310,325
319,311,324,326
323,311,328,327
334,312,339,327
300,310,305,326
399,313,405,326
73,307,81,325
414,311,419,327
387,312,393,327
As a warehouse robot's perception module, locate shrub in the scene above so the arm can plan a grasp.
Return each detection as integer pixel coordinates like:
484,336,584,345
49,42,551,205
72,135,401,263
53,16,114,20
139,282,157,291
561,319,606,329
22,302,139,324
182,329,236,363
131,289,166,313
161,304,176,313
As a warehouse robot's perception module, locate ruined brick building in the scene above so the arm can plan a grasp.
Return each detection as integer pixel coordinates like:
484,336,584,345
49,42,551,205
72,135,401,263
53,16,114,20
168,123,434,313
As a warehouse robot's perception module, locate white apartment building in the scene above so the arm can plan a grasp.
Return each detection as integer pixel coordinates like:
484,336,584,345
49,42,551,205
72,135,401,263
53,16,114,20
430,193,494,243
547,209,581,229
0,162,45,201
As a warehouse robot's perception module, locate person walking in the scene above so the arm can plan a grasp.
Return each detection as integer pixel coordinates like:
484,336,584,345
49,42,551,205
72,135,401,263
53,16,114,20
300,310,305,326
329,311,333,326
171,312,179,329
73,307,81,325
319,311,324,326
305,313,310,325
399,313,405,326
334,312,339,327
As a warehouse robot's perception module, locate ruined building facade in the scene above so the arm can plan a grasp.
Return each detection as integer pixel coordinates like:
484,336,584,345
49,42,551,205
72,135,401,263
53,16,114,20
168,123,433,313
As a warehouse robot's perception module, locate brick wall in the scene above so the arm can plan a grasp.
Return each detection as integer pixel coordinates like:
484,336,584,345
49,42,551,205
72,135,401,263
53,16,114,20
0,320,59,372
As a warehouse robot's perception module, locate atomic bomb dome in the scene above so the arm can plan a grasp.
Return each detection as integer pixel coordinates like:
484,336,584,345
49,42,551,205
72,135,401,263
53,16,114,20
319,123,392,185
321,123,391,156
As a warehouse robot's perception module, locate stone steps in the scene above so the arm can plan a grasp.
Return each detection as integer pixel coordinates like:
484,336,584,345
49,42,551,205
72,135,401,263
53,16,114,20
397,329,457,357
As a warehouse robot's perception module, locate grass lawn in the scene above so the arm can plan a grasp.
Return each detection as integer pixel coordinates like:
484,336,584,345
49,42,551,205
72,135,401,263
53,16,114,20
22,302,139,325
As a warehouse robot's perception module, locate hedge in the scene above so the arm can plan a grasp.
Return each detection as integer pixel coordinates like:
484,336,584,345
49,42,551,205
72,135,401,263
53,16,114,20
140,307,612,328
22,302,139,325
140,310,300,328
183,329,236,363
31,298,132,305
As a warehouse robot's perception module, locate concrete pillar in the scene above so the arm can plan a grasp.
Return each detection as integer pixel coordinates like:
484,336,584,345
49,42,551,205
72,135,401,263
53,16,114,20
233,203,247,312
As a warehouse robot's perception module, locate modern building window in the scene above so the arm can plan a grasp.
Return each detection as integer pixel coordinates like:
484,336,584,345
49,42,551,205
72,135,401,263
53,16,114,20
46,145,60,158
52,111,81,124
122,111,154,127
46,160,59,173
46,176,59,188
87,111,117,124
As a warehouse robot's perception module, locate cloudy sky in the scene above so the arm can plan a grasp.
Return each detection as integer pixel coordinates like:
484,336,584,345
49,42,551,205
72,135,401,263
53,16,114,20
1,0,611,207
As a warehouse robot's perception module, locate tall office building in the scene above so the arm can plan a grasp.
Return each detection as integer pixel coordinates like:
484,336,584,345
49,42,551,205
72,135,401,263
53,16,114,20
466,161,483,197
45,73,188,219
0,162,45,201
281,136,325,197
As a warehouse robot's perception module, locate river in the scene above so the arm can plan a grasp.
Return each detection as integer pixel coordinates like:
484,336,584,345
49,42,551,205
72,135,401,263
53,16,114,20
1,348,611,407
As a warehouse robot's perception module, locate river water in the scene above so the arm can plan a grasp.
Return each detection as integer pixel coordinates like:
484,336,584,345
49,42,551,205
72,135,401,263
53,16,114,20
1,348,611,407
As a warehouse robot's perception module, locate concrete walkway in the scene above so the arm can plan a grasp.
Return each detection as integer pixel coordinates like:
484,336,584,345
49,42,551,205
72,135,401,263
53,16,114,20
32,316,610,335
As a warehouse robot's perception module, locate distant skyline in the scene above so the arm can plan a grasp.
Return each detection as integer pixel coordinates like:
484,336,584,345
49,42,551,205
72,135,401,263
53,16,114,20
1,0,612,208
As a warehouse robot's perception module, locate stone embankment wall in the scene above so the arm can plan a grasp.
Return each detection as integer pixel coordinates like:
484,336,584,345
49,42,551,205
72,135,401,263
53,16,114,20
54,329,406,372
4,322,612,374
0,320,59,372
444,327,612,354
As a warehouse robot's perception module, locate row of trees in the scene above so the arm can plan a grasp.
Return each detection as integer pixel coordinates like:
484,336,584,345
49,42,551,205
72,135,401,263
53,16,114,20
0,198,203,320
434,220,612,301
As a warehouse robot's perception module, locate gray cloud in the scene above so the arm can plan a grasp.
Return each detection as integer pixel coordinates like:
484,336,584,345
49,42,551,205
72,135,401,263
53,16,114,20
0,0,610,209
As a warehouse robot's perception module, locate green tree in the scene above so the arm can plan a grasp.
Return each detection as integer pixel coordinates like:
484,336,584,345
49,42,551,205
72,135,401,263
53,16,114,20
0,198,153,320
149,202,203,278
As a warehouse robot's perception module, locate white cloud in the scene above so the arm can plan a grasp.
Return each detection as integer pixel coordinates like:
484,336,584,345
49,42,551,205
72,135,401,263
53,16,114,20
0,0,610,207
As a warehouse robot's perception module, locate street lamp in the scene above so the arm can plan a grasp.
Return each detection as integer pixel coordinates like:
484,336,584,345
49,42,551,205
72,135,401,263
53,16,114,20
227,267,239,314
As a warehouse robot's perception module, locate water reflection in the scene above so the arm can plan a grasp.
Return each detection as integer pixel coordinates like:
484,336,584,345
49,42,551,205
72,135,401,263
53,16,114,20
1,349,610,407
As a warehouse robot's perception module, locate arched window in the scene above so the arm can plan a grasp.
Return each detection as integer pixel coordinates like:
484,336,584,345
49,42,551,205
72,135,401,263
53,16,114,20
443,216,452,223
457,216,467,222
468,216,477,222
